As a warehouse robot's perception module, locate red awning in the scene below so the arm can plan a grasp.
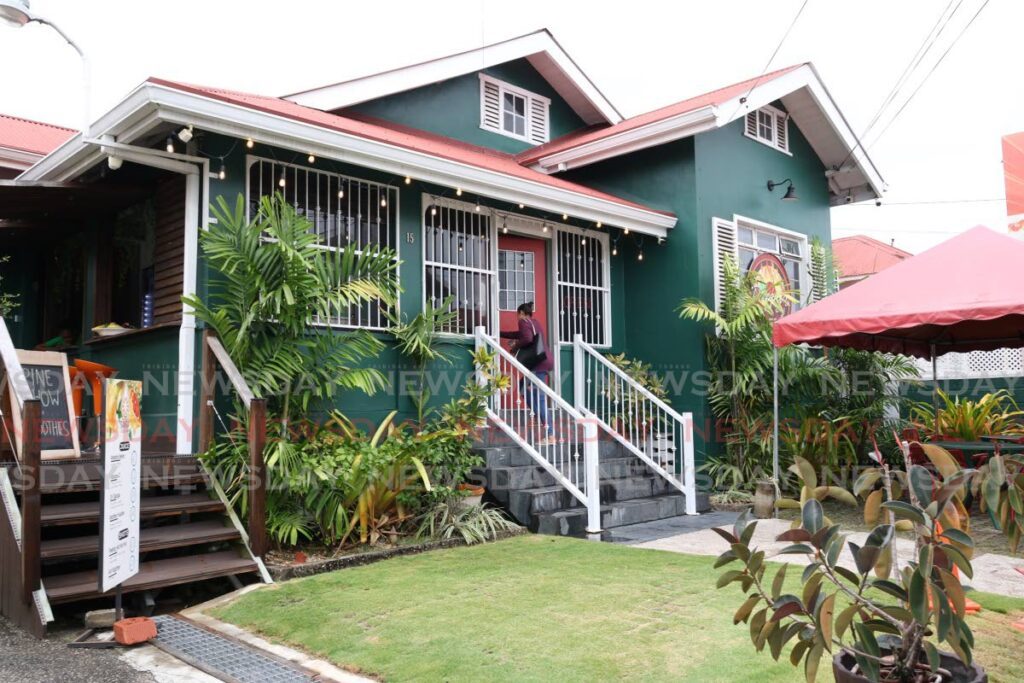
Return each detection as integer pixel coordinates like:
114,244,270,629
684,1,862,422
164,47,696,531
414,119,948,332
773,226,1024,359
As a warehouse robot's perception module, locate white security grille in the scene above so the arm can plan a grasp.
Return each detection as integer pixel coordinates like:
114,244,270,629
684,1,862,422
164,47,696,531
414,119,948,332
423,198,493,335
556,227,609,346
247,157,398,330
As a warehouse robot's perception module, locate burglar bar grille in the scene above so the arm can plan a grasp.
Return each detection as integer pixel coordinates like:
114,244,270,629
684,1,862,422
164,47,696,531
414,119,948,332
424,199,493,335
247,157,398,330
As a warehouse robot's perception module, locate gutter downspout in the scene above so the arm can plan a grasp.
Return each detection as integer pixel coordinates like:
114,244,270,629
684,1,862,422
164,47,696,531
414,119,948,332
89,137,209,454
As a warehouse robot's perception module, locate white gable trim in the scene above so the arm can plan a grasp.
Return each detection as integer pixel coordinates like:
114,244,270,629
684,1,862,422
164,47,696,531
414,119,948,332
20,83,673,237
1,146,43,173
283,30,622,126
531,64,884,205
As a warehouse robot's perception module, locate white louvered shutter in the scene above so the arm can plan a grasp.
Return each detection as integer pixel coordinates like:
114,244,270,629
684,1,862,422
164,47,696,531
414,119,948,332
481,78,500,132
712,218,739,313
528,97,549,144
745,111,758,138
775,114,789,153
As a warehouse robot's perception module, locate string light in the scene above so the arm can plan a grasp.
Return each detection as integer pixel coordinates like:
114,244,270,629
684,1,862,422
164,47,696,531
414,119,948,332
596,221,602,228
246,137,254,149
308,154,316,163
165,137,174,153
456,187,463,196
218,163,226,180
638,251,644,261
338,188,345,199
475,199,482,212
278,169,286,188
562,213,568,221
624,228,630,235
380,193,387,208
612,244,618,256
502,217,508,234
430,204,438,216
542,223,549,233
404,175,412,185
518,203,525,209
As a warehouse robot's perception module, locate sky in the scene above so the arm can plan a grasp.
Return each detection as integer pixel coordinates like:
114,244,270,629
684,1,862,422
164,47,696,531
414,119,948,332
1,0,1020,254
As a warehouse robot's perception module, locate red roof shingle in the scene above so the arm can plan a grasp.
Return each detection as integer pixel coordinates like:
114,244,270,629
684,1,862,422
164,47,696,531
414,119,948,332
147,78,674,219
0,113,76,155
517,64,805,164
833,234,912,281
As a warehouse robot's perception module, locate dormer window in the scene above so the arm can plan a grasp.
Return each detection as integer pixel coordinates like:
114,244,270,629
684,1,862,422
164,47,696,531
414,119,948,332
480,74,550,144
744,105,790,154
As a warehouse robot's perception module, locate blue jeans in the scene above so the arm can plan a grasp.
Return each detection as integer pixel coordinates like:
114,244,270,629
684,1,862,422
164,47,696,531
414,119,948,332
522,370,551,435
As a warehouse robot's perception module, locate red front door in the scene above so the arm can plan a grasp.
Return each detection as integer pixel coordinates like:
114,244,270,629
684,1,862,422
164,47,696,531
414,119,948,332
497,235,549,357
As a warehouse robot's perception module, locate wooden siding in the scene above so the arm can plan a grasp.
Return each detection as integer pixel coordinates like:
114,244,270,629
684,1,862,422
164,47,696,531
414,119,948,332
152,177,185,326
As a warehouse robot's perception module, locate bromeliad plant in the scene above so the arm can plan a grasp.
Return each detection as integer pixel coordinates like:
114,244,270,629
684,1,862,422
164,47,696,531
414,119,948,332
909,389,1024,441
714,467,982,683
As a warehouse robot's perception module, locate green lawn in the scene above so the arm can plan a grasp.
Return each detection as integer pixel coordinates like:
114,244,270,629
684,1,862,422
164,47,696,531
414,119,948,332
214,535,1024,682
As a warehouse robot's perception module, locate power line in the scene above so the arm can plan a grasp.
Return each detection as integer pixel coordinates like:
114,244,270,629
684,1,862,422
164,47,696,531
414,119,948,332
836,0,963,172
842,197,1005,207
727,0,810,122
868,0,991,149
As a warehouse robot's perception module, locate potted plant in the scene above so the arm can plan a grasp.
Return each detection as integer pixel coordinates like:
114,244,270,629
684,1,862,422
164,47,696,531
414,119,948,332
713,465,986,682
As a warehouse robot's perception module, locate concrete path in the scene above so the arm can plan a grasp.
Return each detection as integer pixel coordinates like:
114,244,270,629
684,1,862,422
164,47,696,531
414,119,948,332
617,512,1024,598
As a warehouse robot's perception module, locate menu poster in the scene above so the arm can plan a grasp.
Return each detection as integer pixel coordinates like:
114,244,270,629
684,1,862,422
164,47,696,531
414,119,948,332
98,379,142,594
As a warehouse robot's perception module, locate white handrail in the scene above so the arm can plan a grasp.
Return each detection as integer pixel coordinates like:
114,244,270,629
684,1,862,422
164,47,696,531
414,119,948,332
0,318,32,408
574,335,698,515
474,327,601,534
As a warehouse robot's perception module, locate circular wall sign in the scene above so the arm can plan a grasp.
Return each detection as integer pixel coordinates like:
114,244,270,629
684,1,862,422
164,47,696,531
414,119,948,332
749,252,792,317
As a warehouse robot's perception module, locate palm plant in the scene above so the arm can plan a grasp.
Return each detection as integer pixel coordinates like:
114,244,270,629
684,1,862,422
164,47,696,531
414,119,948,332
184,193,399,435
678,258,836,479
389,295,460,425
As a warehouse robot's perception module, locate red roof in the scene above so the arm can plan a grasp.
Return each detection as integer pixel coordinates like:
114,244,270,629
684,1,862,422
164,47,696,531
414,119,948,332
0,113,76,155
774,226,1024,358
1003,132,1024,218
832,235,912,280
517,64,805,164
147,78,674,220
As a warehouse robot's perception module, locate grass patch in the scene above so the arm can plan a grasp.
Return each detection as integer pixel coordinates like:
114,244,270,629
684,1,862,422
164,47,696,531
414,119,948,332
214,535,1024,682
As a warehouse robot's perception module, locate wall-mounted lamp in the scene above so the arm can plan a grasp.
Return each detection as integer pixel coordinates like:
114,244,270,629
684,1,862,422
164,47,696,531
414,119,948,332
767,178,798,201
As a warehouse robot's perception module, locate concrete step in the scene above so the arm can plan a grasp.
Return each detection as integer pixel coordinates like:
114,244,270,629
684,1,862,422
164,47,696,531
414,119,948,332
473,434,626,460
534,494,693,536
507,475,679,522
477,456,653,491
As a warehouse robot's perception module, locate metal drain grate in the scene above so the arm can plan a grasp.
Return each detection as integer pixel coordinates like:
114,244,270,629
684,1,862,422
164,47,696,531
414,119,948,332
150,614,315,683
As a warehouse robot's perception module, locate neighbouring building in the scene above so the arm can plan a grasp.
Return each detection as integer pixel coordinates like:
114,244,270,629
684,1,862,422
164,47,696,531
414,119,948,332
0,113,75,179
832,234,911,288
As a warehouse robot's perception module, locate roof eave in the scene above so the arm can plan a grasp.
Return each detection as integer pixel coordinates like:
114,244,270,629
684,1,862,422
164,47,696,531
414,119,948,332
20,83,674,237
283,30,622,126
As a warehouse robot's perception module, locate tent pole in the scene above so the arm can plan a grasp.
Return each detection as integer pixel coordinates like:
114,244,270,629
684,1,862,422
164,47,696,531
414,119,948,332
931,343,939,437
773,346,780,502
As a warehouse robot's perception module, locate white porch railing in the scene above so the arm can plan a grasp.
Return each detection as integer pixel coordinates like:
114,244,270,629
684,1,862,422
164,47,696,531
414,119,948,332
474,327,601,533
573,335,698,515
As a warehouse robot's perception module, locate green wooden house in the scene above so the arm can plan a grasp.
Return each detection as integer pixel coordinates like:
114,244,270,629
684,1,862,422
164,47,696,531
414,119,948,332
8,29,883,459
0,31,886,630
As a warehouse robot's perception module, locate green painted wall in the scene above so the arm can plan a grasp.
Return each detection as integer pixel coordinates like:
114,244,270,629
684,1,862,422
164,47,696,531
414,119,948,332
557,113,832,465
346,58,587,154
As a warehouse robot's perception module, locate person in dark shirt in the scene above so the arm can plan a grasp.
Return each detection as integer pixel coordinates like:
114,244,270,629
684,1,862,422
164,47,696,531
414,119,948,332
501,302,555,445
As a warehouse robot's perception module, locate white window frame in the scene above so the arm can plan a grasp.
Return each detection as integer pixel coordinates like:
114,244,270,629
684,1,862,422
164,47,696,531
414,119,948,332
479,73,551,144
245,154,400,331
554,223,612,348
744,104,791,155
422,195,497,339
732,214,810,307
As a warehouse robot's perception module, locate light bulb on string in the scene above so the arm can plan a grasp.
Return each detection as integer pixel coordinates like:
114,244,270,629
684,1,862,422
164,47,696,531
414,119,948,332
518,203,525,209
475,200,482,212
637,251,644,262
338,189,345,199
404,175,411,185
456,187,463,196
380,193,387,208
308,154,316,163
502,217,508,234
165,137,174,153
561,213,568,221
245,137,254,149
278,169,287,188
624,228,630,235
218,163,226,180
612,244,618,256
542,223,548,233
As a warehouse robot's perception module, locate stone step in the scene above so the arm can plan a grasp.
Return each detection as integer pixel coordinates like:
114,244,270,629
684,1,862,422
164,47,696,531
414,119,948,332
473,435,626,461
476,456,653,494
507,475,679,522
534,494,692,536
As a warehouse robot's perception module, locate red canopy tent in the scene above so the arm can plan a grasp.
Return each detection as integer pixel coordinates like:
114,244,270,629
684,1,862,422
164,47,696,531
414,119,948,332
773,226,1024,359
768,226,1024,481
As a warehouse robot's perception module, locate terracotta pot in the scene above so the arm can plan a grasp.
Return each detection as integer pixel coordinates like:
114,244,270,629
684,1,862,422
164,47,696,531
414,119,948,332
832,648,987,683
753,480,776,519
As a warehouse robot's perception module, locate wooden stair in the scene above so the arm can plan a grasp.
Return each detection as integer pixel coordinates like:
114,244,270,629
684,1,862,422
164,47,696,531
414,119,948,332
6,454,262,620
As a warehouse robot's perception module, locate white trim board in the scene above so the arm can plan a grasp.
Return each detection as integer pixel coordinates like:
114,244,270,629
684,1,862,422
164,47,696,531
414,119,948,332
529,64,884,205
284,30,622,126
20,82,674,238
